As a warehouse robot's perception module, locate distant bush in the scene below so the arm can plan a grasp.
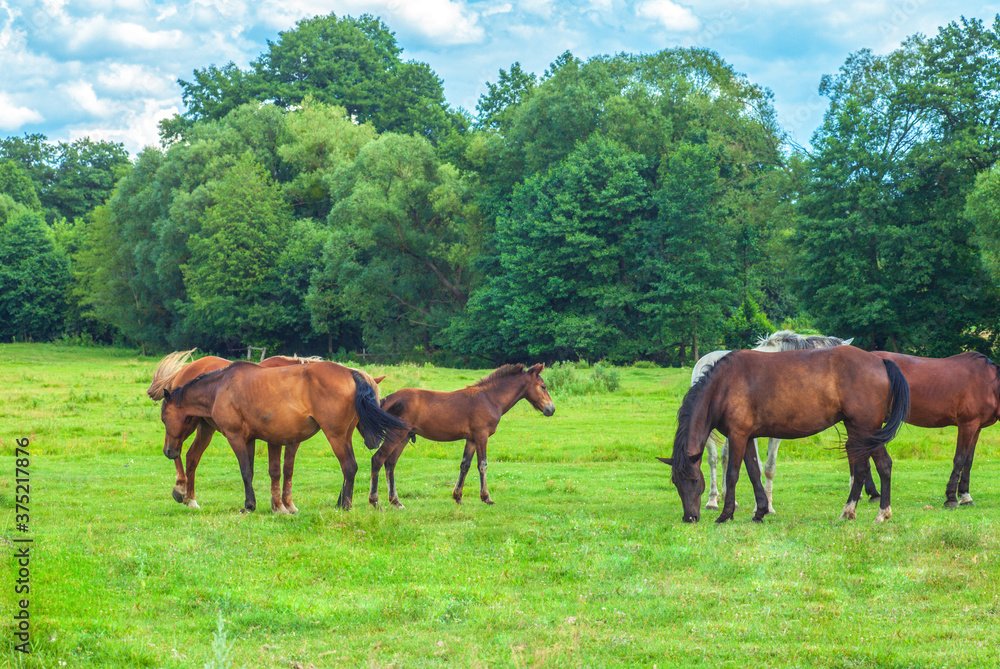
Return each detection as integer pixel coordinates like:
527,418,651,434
544,361,620,395
632,360,658,369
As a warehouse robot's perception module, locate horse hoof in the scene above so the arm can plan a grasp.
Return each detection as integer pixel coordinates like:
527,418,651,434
705,502,719,510
482,497,495,505
240,506,255,514
715,514,733,524
390,498,405,509
868,495,881,504
183,498,200,510
943,500,959,509
751,516,765,524
874,506,892,523
172,488,185,503
453,493,463,505
272,504,289,515
286,505,299,514
959,494,974,506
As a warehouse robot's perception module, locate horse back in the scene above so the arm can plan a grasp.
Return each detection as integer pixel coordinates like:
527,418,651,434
872,351,1000,427
721,347,890,438
381,387,484,442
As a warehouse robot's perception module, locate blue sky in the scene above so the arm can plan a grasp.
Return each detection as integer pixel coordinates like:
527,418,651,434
0,0,994,155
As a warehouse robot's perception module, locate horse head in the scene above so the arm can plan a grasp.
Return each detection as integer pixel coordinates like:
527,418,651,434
524,363,555,416
160,388,199,460
658,456,704,522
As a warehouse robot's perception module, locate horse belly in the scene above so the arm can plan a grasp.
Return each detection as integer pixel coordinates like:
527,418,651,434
249,410,319,444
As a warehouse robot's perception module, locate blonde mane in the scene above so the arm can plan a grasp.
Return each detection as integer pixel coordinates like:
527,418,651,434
147,348,198,401
267,355,324,364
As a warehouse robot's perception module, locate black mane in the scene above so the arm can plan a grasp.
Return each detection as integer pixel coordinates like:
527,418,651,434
672,353,735,478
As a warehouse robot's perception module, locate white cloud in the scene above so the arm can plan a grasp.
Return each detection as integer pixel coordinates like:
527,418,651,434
482,3,513,17
69,16,187,51
63,80,114,118
69,99,179,152
0,92,43,130
97,63,174,97
635,0,700,32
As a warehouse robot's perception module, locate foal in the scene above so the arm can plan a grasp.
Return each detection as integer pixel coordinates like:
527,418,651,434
368,363,555,508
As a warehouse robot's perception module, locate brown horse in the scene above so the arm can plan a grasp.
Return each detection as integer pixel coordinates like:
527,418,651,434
368,363,555,508
660,346,909,523
148,350,330,510
160,361,407,512
149,351,385,512
872,351,1000,508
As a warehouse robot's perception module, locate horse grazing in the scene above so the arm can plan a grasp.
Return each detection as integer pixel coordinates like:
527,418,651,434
691,330,854,513
147,350,350,511
368,363,555,509
661,346,909,524
871,351,1000,508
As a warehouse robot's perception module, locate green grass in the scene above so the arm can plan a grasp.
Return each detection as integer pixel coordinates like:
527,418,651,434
2,343,1000,668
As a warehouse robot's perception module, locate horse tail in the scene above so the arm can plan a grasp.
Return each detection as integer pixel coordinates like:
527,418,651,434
147,348,198,401
872,359,910,444
351,370,409,450
664,355,730,477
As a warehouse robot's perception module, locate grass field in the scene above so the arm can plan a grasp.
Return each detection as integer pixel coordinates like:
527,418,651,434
2,344,1000,668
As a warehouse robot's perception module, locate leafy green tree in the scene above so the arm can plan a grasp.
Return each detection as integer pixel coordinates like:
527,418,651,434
0,210,70,341
173,13,463,145
0,161,41,209
641,142,730,362
47,138,131,222
465,135,653,362
475,62,537,131
793,34,1000,354
311,133,481,356
180,154,299,349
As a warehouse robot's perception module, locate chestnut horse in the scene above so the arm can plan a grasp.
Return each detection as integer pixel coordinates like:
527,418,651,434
148,350,331,510
660,346,909,523
368,363,555,508
872,351,1000,508
160,361,406,512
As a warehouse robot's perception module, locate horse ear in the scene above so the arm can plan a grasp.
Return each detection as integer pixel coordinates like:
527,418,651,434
656,457,673,465
528,363,544,375
162,388,171,402
373,375,386,384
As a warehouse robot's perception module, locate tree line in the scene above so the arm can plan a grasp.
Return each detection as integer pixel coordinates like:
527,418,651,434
3,13,1000,364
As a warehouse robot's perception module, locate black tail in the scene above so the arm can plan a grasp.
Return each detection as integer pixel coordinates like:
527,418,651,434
351,371,409,450
872,359,910,444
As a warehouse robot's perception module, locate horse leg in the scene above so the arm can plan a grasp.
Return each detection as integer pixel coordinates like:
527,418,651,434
763,437,780,514
281,443,300,514
227,436,256,513
180,421,214,509
718,434,748,523
741,439,770,523
453,440,476,504
370,432,406,509
946,424,980,508
840,438,870,520
958,428,980,506
705,433,720,510
386,439,408,509
475,438,494,504
172,455,186,504
871,445,893,523
322,426,357,510
267,443,288,514
862,467,881,503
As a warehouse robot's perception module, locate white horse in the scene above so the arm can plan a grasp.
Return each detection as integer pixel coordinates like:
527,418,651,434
691,330,854,512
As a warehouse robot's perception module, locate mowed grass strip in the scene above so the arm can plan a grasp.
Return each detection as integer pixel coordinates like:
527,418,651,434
2,344,1000,668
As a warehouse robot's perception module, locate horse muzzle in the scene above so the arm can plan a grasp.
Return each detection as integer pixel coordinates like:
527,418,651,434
542,403,555,417
683,513,700,523
163,444,180,460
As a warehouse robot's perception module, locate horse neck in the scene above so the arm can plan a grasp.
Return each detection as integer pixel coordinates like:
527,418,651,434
480,375,530,415
176,374,225,418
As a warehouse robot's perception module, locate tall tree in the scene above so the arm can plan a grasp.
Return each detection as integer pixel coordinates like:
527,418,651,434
0,210,70,341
